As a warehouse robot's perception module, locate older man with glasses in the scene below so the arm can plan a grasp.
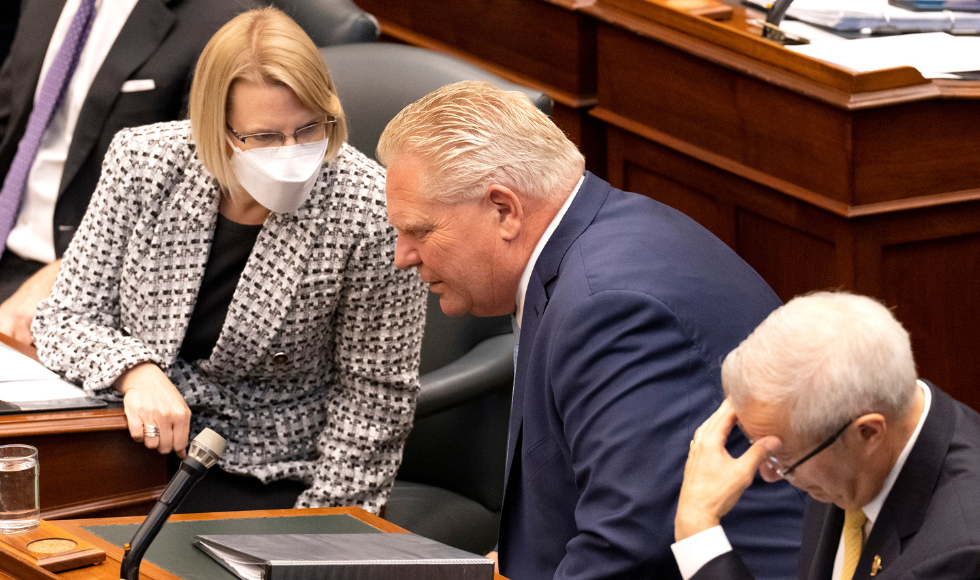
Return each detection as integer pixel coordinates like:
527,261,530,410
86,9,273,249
672,291,980,580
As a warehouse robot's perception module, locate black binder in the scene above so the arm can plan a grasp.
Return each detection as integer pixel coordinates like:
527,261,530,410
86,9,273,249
194,533,495,580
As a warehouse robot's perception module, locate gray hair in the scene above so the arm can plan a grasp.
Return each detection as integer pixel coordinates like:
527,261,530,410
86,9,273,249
377,81,585,204
722,291,918,441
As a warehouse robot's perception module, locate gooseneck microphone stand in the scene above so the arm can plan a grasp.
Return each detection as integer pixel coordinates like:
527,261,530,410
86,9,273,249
119,428,226,580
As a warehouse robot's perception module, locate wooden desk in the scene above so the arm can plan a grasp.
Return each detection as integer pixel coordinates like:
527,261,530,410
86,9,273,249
351,0,980,410
0,334,168,520
0,507,509,580
585,0,980,408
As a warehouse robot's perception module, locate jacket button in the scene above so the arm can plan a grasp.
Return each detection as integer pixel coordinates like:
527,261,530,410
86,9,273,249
272,352,288,365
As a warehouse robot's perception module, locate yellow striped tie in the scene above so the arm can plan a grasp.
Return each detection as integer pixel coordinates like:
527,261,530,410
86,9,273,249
841,509,868,580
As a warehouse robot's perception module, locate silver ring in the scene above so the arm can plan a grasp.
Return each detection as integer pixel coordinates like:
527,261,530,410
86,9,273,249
143,425,160,438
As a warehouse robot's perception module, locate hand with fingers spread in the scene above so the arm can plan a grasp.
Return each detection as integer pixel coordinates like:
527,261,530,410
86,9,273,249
114,362,192,458
675,399,781,542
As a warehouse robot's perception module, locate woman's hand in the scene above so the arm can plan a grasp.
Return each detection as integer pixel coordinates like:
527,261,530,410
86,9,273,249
114,362,192,458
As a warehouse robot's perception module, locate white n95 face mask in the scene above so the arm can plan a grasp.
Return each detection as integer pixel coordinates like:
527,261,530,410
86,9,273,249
228,137,328,213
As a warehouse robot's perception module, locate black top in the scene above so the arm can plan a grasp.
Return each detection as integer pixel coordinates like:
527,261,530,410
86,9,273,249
178,214,262,362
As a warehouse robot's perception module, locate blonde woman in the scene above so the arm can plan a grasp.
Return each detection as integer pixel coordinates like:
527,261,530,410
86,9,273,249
32,8,426,514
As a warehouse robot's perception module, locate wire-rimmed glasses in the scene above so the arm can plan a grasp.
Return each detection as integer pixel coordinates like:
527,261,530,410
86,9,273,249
736,418,854,481
226,119,335,150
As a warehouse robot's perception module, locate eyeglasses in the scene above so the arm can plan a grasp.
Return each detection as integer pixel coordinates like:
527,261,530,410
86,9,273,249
226,120,334,149
737,418,854,481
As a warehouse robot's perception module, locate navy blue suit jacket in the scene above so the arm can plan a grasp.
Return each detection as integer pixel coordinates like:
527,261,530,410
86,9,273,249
693,381,980,580
497,173,805,580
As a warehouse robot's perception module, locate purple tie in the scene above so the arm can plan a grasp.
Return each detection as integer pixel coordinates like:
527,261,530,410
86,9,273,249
0,0,97,254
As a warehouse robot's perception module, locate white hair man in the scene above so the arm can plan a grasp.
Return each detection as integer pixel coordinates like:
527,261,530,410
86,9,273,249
379,81,806,580
674,291,980,580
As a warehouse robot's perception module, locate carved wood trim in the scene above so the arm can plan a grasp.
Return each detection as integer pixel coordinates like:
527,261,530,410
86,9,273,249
0,409,128,437
42,486,167,521
595,107,980,217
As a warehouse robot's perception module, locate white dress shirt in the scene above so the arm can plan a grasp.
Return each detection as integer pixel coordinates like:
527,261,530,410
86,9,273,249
672,380,933,580
514,174,584,328
7,0,138,263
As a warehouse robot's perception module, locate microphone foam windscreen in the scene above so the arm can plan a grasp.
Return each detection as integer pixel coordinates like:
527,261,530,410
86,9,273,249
193,428,227,459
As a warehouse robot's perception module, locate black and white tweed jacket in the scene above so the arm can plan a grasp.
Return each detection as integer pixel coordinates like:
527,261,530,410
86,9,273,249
33,121,427,513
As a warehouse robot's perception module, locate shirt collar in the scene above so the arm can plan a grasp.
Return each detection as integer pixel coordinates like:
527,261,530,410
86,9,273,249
514,175,585,327
862,380,932,528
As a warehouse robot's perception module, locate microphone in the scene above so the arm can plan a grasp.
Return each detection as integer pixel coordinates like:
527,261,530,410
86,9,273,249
760,0,810,44
119,428,226,580
764,0,794,29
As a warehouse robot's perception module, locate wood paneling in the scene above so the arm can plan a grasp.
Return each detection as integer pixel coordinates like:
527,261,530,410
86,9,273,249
0,413,168,521
852,101,980,205
610,126,843,302
356,0,597,99
0,335,168,520
597,22,853,205
624,161,727,242
352,0,980,410
353,0,605,175
736,210,838,302
880,233,980,406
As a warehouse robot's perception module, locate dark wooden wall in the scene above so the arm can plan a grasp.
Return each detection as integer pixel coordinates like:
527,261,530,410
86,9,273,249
353,0,980,411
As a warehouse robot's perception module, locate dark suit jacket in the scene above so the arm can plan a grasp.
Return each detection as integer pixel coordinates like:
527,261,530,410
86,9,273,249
0,0,242,257
497,173,806,580
693,381,980,580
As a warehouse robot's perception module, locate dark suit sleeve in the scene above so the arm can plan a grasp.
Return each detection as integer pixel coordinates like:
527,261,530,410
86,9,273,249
904,546,980,580
546,289,727,580
691,552,757,580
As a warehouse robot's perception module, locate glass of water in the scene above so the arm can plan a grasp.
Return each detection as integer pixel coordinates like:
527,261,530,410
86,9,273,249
0,445,39,533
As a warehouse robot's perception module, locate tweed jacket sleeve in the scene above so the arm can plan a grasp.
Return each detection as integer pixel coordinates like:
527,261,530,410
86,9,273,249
32,126,168,391
34,122,428,512
293,195,427,511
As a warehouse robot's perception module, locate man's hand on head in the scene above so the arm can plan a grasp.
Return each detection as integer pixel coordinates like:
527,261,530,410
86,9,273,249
0,259,61,345
675,399,780,541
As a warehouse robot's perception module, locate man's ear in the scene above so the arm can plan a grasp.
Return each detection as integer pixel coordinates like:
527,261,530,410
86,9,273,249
486,185,523,241
854,413,887,453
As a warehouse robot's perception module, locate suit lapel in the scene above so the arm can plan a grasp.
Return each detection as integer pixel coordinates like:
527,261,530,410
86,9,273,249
857,511,900,580
0,0,66,156
500,172,610,501
854,381,954,579
137,152,219,365
61,0,176,196
204,191,320,378
503,270,547,487
802,503,844,580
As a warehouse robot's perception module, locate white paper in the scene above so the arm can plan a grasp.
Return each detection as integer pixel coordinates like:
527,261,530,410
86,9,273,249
196,543,263,580
778,20,853,43
788,32,980,77
786,0,980,32
0,343,60,382
0,379,90,402
0,343,90,402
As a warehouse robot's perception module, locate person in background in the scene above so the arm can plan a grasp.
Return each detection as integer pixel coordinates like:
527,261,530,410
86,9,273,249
32,7,427,514
0,0,243,343
377,81,805,580
674,291,980,580
0,0,19,67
